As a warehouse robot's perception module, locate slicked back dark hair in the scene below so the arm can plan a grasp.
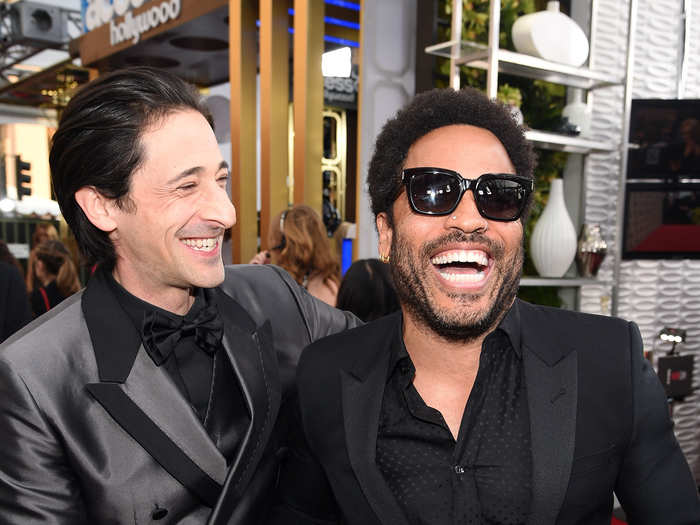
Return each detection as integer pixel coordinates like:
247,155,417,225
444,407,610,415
367,87,536,225
50,67,213,269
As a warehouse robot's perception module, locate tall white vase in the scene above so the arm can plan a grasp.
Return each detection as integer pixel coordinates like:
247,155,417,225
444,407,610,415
529,178,577,278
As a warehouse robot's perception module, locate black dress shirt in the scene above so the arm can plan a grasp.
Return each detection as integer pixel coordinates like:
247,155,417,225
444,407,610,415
376,306,532,524
107,274,217,421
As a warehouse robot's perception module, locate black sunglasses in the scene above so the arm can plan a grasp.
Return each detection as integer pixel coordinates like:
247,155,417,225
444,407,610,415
401,167,534,221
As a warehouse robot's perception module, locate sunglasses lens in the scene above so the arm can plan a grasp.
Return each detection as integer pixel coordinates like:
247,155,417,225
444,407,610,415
475,177,528,220
408,171,460,214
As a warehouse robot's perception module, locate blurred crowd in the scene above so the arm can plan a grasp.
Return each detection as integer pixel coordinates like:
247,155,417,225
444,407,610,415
0,223,81,343
249,204,400,320
1,212,400,344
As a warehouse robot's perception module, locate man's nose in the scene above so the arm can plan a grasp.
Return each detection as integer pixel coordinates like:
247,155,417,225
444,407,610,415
445,190,488,233
202,182,237,229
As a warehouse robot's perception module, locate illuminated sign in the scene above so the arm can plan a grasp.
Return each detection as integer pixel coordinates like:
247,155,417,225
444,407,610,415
82,0,181,45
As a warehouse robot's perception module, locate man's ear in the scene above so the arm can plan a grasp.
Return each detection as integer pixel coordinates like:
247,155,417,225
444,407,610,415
74,187,118,233
376,212,393,259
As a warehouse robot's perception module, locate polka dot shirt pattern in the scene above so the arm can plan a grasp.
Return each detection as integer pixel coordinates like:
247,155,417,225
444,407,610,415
376,323,532,524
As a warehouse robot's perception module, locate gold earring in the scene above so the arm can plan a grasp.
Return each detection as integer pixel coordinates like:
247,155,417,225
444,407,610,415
379,253,390,264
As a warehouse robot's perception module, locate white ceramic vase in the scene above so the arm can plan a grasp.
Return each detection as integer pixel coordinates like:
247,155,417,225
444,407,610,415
562,89,592,136
511,1,589,67
529,178,577,278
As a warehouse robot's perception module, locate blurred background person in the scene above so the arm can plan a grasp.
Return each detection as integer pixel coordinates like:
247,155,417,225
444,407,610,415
250,205,340,306
0,240,25,281
331,220,355,265
0,260,32,343
26,222,60,293
29,240,81,317
336,258,399,322
669,117,700,175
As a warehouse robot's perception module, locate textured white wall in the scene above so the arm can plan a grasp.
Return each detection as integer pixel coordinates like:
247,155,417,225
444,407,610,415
356,0,416,258
581,0,700,479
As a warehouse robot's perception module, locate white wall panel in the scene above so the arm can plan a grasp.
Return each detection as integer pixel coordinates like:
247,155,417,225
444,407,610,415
583,0,700,479
356,0,416,258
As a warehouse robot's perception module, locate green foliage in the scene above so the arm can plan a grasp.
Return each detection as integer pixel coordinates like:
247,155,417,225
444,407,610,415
440,0,537,46
497,83,522,107
517,285,563,308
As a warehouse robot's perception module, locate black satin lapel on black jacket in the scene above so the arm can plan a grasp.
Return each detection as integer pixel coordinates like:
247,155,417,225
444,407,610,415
83,270,227,506
523,346,578,525
340,319,407,525
208,288,281,524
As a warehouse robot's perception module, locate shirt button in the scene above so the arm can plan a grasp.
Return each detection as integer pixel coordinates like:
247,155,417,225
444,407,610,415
454,465,465,475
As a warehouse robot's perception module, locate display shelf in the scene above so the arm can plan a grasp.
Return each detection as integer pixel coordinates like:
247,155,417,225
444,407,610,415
425,0,634,307
519,277,610,287
524,129,617,154
424,40,624,90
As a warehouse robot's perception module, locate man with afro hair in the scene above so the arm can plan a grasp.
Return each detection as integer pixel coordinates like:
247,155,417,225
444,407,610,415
268,88,700,525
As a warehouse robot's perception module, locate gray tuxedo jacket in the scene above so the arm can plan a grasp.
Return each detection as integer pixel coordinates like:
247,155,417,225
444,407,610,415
0,264,358,524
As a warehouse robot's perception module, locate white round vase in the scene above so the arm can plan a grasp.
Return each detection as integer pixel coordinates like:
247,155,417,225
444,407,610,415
511,1,589,67
529,178,577,278
562,89,592,136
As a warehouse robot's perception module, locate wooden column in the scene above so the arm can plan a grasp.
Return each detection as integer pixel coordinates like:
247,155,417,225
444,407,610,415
259,0,290,250
229,0,257,263
293,0,324,214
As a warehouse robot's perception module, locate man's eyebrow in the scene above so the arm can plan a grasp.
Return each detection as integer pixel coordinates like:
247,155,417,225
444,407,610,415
166,161,229,185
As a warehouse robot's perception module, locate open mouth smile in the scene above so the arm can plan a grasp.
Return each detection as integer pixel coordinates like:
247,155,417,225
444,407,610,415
181,236,220,253
430,249,492,284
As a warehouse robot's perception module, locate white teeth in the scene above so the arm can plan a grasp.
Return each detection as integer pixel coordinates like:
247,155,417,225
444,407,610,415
430,250,489,266
182,238,218,251
438,270,486,283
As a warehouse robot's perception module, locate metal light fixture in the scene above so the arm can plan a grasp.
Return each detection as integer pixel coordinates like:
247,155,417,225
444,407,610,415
658,327,686,355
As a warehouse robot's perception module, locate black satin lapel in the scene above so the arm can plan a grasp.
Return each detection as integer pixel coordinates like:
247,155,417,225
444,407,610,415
82,267,141,382
524,347,578,525
89,348,227,485
86,382,221,507
341,365,407,525
209,300,281,523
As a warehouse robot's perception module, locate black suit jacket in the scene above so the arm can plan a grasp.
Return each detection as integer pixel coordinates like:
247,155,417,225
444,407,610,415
0,264,358,524
270,300,700,525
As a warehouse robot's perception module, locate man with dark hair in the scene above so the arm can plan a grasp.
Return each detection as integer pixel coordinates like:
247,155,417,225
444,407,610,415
0,67,358,524
269,88,700,524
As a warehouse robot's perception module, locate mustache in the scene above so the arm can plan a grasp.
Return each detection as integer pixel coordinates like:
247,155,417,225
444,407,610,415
175,226,226,238
419,230,505,260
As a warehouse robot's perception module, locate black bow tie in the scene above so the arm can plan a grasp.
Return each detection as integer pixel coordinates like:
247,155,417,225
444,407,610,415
142,304,224,365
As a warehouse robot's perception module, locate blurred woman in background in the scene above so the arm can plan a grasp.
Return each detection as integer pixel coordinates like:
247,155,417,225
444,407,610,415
336,258,399,322
250,205,340,306
29,240,81,317
26,222,59,293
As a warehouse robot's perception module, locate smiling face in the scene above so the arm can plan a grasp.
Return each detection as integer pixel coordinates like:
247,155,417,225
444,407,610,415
108,109,235,310
377,124,524,342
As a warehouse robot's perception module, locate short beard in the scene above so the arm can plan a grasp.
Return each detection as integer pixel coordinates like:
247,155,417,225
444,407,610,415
389,229,523,343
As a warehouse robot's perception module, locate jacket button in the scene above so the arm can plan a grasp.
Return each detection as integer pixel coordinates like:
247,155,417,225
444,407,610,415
152,506,168,520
